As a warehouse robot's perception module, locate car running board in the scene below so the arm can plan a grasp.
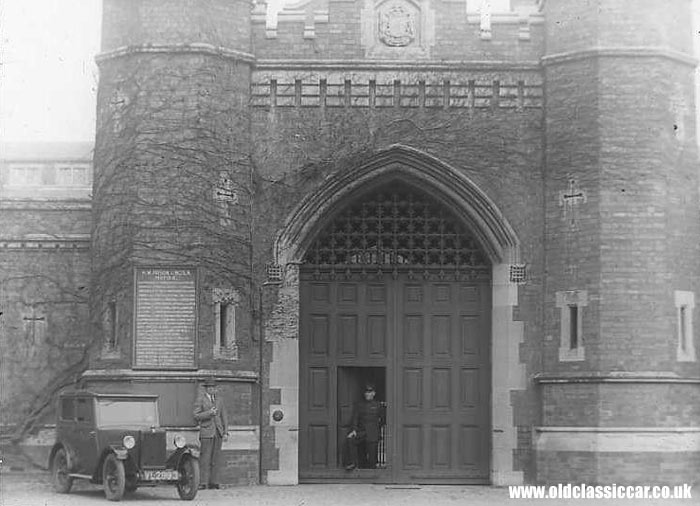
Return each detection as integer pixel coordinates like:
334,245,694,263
68,473,92,480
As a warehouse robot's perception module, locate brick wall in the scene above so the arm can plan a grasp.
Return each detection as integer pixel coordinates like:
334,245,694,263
538,451,700,486
0,247,91,426
101,0,252,52
539,0,700,485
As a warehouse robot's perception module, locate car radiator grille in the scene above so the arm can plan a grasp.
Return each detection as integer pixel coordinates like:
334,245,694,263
140,431,167,467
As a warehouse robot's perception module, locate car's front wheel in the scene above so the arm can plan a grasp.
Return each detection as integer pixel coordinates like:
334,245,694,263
103,453,126,501
51,447,73,494
176,455,200,500
125,475,138,494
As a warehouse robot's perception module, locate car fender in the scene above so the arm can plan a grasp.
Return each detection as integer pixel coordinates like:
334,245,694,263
49,442,77,471
93,447,131,482
108,446,129,460
165,446,199,469
184,445,200,460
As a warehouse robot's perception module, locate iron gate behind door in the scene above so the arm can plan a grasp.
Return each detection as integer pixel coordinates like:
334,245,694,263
299,181,491,484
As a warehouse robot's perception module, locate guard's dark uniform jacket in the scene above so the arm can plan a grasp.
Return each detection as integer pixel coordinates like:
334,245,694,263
351,399,383,442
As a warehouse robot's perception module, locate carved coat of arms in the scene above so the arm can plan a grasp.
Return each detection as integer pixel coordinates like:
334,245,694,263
378,4,416,47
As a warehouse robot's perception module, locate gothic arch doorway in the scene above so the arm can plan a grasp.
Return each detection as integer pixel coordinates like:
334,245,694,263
298,180,491,484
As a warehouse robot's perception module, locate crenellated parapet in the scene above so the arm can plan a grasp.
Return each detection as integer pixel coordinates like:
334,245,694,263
253,0,544,62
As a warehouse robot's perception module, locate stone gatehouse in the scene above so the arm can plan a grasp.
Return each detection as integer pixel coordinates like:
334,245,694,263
1,0,699,486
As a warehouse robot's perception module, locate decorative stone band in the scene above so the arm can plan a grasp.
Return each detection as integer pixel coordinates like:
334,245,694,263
0,234,90,250
535,372,700,384
95,43,256,66
0,200,91,210
251,77,543,109
541,47,698,68
460,11,542,22
80,368,258,383
536,427,700,453
256,60,541,71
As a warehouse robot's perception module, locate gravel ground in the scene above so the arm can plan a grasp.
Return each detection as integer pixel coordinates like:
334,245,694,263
1,471,698,506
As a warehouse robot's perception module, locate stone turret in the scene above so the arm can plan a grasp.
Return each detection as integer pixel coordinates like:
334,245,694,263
88,4,257,482
539,0,700,485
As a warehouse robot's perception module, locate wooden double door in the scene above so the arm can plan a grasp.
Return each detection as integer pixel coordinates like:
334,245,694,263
299,272,491,484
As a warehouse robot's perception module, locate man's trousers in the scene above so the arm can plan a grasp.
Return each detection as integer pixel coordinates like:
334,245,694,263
347,437,379,468
199,434,223,485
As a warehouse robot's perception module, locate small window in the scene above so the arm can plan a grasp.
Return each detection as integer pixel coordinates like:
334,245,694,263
76,398,92,423
60,398,75,421
675,291,695,362
215,301,236,351
220,302,232,349
213,288,239,360
680,306,688,352
56,165,90,186
557,290,587,362
8,166,42,186
107,301,118,349
568,305,579,350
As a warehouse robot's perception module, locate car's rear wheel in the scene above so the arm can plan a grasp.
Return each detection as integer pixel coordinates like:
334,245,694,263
51,447,73,494
103,453,126,501
176,455,200,500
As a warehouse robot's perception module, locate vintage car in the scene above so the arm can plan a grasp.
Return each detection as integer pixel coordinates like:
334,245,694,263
49,391,200,501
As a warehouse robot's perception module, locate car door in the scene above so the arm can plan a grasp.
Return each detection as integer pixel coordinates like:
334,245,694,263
72,395,99,474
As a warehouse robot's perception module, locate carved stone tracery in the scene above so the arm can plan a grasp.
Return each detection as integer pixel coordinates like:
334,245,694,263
302,181,489,280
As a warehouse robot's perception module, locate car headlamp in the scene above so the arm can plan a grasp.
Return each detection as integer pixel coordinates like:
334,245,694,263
174,435,186,448
123,435,136,449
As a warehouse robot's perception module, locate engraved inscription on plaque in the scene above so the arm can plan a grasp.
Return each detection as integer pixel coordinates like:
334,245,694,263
134,268,196,369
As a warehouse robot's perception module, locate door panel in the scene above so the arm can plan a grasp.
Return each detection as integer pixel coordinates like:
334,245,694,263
393,278,490,483
300,274,490,483
300,280,391,477
309,425,330,468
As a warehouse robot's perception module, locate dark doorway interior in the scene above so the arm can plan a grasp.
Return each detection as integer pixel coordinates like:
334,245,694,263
337,367,386,469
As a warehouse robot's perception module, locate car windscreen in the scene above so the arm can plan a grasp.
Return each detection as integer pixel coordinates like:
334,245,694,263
95,399,159,428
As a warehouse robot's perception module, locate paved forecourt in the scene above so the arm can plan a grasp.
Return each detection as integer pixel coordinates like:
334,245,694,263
1,472,699,506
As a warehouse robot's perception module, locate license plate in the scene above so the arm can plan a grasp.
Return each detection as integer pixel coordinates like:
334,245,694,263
141,469,179,481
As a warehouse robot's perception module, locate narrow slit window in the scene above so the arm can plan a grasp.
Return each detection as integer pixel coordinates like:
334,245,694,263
557,290,586,362
107,301,118,349
680,305,688,353
569,305,579,349
213,288,239,360
220,302,229,349
675,291,695,362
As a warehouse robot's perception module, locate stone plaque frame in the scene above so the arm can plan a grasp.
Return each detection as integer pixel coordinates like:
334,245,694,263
133,266,199,370
361,0,435,59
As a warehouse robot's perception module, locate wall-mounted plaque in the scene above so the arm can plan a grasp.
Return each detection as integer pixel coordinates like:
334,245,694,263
134,268,197,369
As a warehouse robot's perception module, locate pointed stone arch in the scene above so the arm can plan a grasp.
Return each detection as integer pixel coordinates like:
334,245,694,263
275,144,520,267
266,145,525,487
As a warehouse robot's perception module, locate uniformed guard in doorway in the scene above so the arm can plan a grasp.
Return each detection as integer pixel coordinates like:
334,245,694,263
345,383,384,470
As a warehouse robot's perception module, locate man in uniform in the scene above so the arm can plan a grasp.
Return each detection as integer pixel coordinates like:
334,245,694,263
193,378,228,489
345,383,384,470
